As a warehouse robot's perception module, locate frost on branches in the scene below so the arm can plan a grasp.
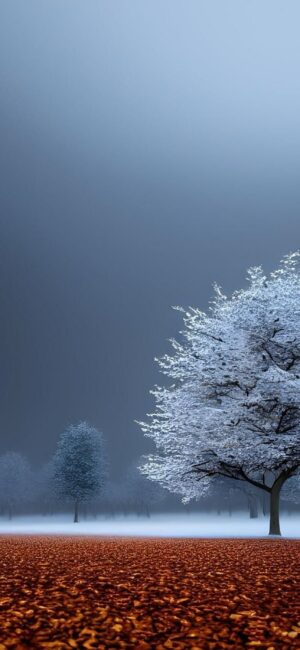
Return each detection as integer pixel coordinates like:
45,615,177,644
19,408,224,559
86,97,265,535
138,253,300,535
54,421,106,522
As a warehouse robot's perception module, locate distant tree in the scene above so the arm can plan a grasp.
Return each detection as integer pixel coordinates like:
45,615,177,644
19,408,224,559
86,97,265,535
208,477,259,518
125,462,166,517
281,475,300,507
34,460,58,515
101,479,128,517
138,253,300,536
53,421,106,522
231,483,260,519
244,488,259,519
0,452,32,519
101,465,167,518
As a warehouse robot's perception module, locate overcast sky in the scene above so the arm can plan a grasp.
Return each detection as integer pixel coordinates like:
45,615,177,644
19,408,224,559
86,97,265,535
0,1,300,476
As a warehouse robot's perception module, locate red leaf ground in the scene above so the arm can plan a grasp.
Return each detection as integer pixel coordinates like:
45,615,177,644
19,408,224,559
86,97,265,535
0,536,299,649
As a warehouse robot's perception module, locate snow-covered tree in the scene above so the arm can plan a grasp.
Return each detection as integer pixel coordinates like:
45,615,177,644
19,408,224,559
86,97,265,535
138,253,300,535
53,421,106,522
0,452,32,518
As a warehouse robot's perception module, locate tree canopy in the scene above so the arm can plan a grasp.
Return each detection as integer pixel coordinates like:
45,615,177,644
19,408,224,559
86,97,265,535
54,421,106,522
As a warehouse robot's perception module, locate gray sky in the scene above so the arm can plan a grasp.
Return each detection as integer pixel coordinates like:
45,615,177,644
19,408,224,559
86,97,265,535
0,1,300,476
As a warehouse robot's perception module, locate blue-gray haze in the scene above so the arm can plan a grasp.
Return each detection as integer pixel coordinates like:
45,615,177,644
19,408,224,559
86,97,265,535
0,1,300,477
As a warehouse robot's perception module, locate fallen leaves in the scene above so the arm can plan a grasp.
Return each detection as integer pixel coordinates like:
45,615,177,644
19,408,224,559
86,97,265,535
0,536,298,648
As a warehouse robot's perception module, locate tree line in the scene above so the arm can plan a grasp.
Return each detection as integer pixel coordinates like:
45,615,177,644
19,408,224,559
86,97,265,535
0,425,297,525
0,422,167,522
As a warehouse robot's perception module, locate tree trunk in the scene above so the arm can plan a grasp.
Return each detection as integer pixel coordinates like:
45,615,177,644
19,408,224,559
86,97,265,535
74,500,79,523
269,485,281,535
268,474,288,536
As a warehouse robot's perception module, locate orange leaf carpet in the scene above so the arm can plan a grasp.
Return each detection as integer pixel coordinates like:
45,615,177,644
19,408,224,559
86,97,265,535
0,536,299,649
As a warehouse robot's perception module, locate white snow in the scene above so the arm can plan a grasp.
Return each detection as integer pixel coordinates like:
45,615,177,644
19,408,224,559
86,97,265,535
0,512,299,538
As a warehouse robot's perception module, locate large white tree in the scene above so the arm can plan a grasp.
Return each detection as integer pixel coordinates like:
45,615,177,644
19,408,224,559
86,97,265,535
54,421,106,522
139,253,300,535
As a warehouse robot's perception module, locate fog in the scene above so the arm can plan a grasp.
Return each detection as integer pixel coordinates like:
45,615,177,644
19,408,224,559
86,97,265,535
0,513,299,539
0,1,300,483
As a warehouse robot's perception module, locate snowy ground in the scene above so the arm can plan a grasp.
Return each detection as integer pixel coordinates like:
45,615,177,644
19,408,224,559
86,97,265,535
0,512,299,537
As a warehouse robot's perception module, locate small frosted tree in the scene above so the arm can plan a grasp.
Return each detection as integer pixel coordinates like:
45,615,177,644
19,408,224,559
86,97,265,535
0,452,32,519
138,253,300,536
54,421,106,522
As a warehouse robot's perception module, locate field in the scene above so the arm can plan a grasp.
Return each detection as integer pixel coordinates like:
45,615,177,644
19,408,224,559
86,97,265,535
0,536,298,649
